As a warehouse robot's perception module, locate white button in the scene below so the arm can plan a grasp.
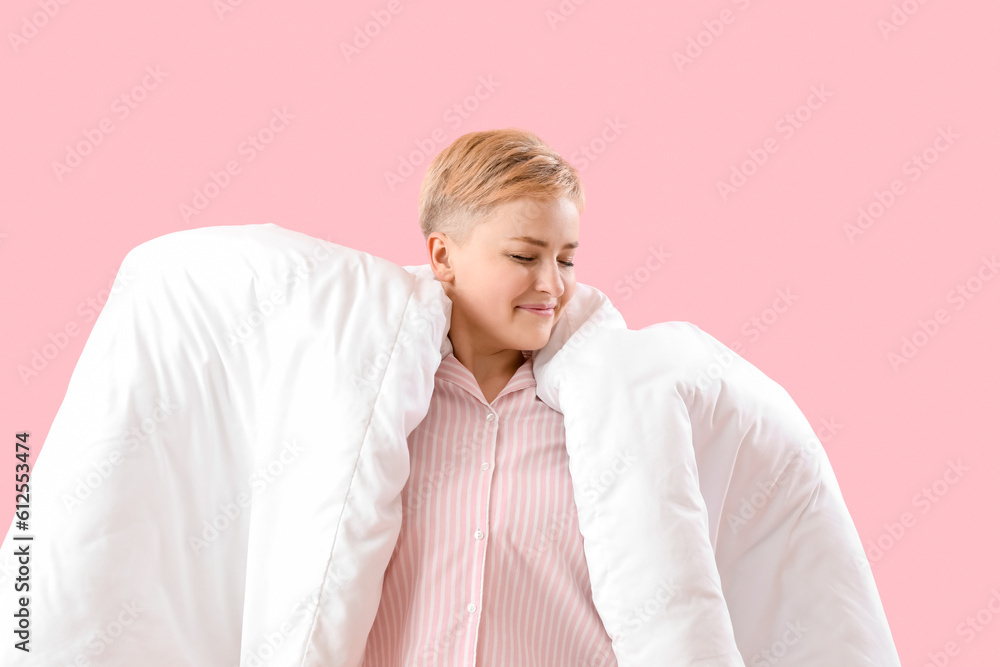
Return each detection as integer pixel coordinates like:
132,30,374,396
474,529,484,540
467,603,477,613
486,413,496,421
481,462,490,471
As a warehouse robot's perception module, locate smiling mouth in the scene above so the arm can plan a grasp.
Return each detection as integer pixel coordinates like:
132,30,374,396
517,306,555,317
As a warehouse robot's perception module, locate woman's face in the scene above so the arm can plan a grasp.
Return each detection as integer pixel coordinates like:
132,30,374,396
429,196,580,354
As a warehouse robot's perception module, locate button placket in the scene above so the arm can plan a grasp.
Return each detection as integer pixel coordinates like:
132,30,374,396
476,409,496,544
482,409,496,473
468,406,497,632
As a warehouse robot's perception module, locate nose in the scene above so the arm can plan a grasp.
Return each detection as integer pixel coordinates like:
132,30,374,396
534,258,566,299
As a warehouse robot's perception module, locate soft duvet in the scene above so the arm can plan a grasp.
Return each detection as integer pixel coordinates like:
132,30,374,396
0,222,901,666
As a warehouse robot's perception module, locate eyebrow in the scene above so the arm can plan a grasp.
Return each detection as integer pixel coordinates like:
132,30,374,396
507,236,579,250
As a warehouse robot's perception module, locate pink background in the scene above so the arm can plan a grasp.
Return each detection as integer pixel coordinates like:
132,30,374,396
2,0,998,663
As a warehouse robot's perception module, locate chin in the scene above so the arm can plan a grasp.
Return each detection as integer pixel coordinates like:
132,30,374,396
508,314,556,349
520,331,552,351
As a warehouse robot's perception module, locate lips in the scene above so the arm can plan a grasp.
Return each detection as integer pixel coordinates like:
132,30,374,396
517,305,555,317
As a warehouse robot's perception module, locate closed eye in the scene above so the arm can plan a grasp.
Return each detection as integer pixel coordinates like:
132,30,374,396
510,255,575,268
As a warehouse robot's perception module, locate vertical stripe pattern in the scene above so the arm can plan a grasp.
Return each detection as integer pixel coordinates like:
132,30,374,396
362,352,617,667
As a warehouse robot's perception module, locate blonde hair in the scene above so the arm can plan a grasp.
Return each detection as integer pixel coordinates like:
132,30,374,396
418,128,585,247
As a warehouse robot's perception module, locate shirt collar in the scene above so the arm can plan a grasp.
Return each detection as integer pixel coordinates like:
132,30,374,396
435,352,536,406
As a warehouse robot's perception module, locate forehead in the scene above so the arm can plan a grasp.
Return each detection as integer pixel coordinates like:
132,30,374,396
478,197,580,240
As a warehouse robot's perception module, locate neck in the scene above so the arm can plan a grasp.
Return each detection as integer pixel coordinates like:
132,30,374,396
447,333,526,397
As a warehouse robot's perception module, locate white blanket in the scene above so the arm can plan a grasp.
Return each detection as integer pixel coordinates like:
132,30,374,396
0,222,900,666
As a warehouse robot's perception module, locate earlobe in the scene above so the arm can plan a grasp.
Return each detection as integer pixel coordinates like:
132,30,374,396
430,260,454,284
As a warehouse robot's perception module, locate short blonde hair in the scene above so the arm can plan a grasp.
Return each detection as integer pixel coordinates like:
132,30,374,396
418,128,585,247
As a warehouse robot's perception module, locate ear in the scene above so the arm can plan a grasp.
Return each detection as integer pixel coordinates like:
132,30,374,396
427,232,454,282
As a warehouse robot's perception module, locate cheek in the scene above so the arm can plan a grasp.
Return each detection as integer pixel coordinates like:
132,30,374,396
476,266,533,316
475,284,517,320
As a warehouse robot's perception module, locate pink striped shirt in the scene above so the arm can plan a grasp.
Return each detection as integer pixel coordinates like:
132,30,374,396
362,351,617,666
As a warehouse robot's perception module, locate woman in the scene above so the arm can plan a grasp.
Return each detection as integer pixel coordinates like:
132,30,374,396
362,129,618,665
